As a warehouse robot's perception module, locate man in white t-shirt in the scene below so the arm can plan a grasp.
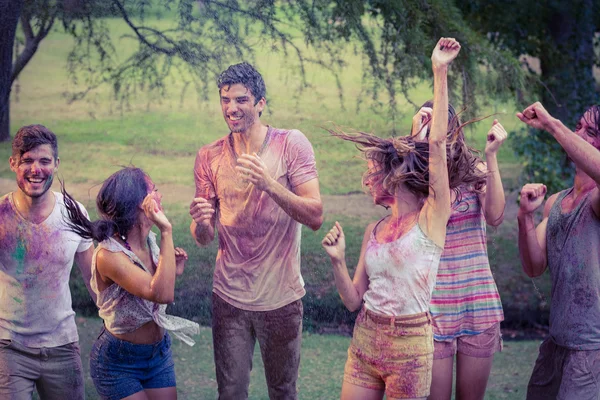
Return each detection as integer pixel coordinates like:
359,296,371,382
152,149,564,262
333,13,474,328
0,125,94,399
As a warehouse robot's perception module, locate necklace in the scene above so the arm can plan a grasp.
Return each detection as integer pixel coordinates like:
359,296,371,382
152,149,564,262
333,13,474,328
228,128,271,160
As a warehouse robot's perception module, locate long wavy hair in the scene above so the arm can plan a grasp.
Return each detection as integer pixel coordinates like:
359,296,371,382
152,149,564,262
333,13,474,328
328,117,486,203
412,100,487,194
62,167,150,242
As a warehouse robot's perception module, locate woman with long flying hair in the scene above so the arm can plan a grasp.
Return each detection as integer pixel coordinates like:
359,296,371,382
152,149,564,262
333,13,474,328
62,167,199,400
321,37,461,400
411,102,507,400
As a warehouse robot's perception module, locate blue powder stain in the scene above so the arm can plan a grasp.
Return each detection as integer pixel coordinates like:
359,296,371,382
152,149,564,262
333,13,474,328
12,238,26,275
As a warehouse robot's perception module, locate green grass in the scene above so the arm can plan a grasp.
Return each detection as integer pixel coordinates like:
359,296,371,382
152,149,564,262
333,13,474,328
42,317,538,400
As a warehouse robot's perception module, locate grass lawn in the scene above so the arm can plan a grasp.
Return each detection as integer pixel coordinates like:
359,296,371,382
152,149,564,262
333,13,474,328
67,317,540,400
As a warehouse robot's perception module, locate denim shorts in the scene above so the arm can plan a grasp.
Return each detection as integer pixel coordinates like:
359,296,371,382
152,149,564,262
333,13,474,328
89,327,176,400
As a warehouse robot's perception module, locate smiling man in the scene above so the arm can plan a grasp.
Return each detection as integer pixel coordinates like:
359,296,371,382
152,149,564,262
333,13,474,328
190,62,323,399
0,125,94,399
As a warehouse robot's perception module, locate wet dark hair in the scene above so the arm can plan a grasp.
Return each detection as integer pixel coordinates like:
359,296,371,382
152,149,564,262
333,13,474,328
579,105,600,137
217,62,266,116
12,124,58,160
62,167,150,242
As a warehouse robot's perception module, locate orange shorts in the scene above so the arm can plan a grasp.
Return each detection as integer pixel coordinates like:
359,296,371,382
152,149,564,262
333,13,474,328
344,307,434,399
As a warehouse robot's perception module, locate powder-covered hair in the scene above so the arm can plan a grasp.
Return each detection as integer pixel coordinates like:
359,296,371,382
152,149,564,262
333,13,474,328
328,123,486,202
62,167,150,242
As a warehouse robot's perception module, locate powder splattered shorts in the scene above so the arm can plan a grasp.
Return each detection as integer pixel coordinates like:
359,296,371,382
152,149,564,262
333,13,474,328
344,307,434,399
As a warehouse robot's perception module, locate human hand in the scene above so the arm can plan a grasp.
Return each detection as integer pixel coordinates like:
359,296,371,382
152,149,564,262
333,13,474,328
431,37,461,70
485,119,508,156
321,221,346,261
189,197,215,227
142,194,172,232
517,102,555,132
175,247,188,276
519,183,547,214
235,153,274,192
412,107,433,141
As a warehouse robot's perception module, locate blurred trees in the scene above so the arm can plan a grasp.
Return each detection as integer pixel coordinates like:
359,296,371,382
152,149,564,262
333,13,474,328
2,0,599,192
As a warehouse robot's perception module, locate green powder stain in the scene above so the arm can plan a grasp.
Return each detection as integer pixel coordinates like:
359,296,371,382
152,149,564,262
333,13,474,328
12,239,26,275
13,297,22,304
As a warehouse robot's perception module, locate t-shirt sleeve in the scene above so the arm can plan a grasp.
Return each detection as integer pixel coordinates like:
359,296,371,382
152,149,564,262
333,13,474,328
76,202,93,252
194,147,217,199
285,129,318,188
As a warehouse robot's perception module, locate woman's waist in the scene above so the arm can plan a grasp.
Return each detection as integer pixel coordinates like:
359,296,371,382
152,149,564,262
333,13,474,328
107,320,165,345
361,305,432,328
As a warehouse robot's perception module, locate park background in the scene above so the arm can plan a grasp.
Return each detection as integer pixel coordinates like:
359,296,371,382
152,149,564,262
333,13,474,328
1,1,600,399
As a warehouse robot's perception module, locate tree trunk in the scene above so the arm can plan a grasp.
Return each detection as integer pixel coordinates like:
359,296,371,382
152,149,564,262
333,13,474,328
0,0,24,142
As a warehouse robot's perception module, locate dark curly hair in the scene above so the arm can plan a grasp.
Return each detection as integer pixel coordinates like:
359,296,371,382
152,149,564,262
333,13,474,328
217,62,266,116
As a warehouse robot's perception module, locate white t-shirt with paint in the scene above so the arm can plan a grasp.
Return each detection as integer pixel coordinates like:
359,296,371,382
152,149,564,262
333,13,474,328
0,191,93,347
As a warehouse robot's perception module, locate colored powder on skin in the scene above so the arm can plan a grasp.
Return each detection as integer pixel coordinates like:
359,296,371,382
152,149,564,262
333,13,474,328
12,297,22,304
12,238,26,275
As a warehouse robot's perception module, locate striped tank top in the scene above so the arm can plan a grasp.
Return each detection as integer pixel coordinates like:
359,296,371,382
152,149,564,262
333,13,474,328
429,187,504,341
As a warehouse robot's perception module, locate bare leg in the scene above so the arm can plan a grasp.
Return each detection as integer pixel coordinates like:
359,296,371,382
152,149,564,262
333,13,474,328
340,381,385,400
427,356,453,400
455,353,494,400
122,391,149,400
145,387,177,400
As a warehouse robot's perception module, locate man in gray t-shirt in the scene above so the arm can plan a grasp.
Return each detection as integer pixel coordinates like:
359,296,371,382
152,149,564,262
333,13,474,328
0,125,94,399
517,103,600,400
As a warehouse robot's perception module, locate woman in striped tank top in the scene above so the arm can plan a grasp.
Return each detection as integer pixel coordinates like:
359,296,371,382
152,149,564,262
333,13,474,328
411,103,508,400
322,38,471,400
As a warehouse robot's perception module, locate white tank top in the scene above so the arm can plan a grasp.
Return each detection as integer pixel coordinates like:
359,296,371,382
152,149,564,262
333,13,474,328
362,219,443,316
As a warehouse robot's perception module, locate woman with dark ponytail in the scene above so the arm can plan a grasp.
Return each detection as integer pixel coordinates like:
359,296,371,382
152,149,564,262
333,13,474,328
63,167,199,400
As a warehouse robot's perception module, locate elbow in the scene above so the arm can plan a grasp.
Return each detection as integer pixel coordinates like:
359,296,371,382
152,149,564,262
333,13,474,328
486,214,504,227
153,291,175,304
309,215,324,231
428,136,447,148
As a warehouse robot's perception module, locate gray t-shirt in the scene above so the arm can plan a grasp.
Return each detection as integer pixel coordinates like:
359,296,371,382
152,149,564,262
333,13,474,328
547,188,600,350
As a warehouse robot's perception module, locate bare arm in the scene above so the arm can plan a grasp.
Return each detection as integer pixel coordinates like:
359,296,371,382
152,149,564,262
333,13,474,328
478,119,509,225
518,102,600,187
74,245,97,304
517,184,554,277
322,221,372,312
99,196,177,304
420,38,456,247
236,153,323,231
190,197,216,246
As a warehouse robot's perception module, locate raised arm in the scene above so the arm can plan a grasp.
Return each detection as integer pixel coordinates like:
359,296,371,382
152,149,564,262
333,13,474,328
321,221,371,312
420,37,457,247
99,196,177,304
517,102,600,187
478,119,508,226
517,183,554,277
